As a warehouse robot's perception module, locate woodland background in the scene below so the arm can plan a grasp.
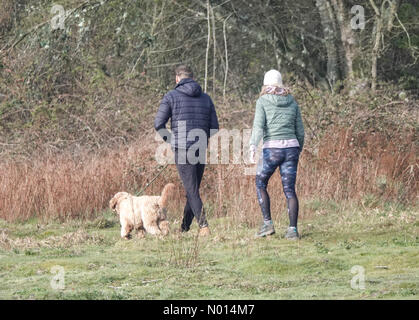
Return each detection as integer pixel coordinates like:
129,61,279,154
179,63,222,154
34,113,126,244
0,0,417,221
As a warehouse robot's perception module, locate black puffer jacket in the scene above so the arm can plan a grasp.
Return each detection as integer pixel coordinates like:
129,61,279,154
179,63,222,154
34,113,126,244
154,78,219,149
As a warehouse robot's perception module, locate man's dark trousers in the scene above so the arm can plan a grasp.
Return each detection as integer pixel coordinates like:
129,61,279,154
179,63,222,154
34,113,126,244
175,148,208,231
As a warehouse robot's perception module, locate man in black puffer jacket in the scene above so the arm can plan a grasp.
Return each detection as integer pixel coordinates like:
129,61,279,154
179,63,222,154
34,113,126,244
154,65,219,236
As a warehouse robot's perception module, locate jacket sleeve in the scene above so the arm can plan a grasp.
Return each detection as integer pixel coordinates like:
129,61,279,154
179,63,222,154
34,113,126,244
209,98,219,137
154,93,172,143
295,100,305,150
249,99,266,147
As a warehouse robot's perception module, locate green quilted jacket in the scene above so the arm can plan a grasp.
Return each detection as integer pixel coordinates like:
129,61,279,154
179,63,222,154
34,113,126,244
249,93,305,149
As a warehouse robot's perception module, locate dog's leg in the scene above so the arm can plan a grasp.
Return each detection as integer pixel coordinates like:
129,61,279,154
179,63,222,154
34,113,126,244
121,222,133,239
136,227,146,239
145,222,162,235
158,220,170,236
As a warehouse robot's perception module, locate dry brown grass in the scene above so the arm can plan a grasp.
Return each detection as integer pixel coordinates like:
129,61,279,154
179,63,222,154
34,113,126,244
0,229,104,251
0,126,417,223
209,126,418,226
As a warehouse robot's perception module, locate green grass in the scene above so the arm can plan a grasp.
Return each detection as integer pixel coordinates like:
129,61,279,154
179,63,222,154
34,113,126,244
0,203,417,300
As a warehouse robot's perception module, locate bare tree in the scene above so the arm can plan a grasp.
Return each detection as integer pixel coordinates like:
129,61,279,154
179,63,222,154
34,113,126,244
330,0,356,81
369,0,399,92
315,0,340,89
223,13,232,100
204,0,211,92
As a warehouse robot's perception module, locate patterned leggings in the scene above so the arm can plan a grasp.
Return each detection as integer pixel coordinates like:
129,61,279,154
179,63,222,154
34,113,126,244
255,147,300,226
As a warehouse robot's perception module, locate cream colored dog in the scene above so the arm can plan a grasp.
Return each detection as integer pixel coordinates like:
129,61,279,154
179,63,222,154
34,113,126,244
109,183,175,239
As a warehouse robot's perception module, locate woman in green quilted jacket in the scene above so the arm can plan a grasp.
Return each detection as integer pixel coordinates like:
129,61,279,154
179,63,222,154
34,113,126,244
249,70,305,239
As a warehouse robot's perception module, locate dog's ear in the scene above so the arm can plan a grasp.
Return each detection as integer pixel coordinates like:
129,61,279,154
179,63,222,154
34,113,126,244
109,196,118,212
109,192,128,213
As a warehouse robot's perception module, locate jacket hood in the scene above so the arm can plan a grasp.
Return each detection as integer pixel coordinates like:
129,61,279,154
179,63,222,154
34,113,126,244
259,94,293,108
175,78,202,97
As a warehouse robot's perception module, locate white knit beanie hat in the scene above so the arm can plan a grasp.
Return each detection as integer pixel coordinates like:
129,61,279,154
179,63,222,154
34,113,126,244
263,69,283,87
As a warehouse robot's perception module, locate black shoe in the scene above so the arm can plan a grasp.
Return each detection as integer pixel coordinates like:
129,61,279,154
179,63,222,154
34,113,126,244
179,226,190,233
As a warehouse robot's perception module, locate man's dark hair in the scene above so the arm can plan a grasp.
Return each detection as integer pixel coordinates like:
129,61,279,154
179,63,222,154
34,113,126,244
175,64,193,79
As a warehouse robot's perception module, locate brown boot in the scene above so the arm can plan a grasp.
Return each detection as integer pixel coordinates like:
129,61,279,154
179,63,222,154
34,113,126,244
198,226,210,237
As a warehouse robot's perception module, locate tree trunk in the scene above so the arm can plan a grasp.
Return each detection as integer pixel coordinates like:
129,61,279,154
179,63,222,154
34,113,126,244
315,0,340,89
204,0,210,93
223,13,232,100
369,0,399,92
211,5,216,97
330,0,356,81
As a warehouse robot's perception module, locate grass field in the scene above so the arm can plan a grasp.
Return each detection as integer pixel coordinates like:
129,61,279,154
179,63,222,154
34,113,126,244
0,201,417,300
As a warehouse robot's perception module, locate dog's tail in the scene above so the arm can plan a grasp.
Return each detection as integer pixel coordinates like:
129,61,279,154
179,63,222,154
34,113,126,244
158,183,175,209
